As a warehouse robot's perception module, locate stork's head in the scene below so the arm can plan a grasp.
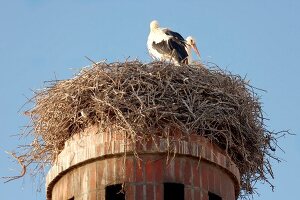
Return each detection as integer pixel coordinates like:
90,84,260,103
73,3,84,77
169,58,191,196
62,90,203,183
186,36,201,59
150,20,159,31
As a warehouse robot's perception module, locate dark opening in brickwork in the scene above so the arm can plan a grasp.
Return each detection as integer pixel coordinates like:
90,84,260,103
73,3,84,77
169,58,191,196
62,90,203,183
105,184,125,200
208,192,222,200
164,182,184,200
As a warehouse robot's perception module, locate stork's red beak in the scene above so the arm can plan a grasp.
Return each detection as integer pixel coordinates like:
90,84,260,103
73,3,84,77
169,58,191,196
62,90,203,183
191,43,201,59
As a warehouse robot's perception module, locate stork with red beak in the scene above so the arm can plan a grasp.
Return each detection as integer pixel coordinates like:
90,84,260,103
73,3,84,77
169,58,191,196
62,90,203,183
147,20,201,65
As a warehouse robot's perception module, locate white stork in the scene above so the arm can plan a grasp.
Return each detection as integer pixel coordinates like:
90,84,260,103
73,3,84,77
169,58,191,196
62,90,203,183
147,20,201,65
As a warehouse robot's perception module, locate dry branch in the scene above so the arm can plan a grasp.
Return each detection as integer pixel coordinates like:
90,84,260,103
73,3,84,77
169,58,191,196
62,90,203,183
7,60,283,197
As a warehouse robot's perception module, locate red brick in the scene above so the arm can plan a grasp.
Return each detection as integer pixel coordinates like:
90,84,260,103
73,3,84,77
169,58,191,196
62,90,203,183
103,131,110,142
73,169,80,196
97,161,105,189
174,158,182,182
67,171,74,198
146,184,154,200
184,159,192,185
190,134,198,141
96,144,101,155
136,142,144,151
118,159,125,181
164,159,175,181
136,185,144,200
225,157,230,169
146,139,153,150
154,158,163,182
126,158,134,182
205,148,212,161
220,171,227,197
193,161,200,187
194,189,201,200
89,162,97,191
80,167,88,194
201,163,208,190
88,191,97,200
113,132,124,141
185,188,192,200
61,176,67,199
208,165,214,191
214,168,221,195
155,184,163,200
113,141,120,153
104,142,112,155
145,159,154,183
202,190,208,200
135,159,144,182
47,130,239,200
228,180,235,199
96,190,104,200
125,184,135,200
220,154,225,167
106,159,114,183
212,150,218,163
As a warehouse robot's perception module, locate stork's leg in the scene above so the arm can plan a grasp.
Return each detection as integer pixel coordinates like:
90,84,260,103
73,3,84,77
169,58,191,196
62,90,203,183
170,49,180,65
148,51,155,60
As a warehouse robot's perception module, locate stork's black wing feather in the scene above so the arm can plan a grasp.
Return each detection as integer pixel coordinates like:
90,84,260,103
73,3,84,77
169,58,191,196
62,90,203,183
152,39,188,64
163,29,185,42
152,29,188,63
168,39,188,62
152,40,172,55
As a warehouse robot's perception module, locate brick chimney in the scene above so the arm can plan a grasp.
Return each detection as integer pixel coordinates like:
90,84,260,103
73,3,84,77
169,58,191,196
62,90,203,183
46,126,240,200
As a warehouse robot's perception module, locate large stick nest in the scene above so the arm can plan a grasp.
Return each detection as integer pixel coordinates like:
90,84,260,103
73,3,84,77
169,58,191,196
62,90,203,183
12,61,281,197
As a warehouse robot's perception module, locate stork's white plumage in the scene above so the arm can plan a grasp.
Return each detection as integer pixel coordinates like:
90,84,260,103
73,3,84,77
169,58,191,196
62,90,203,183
147,20,201,65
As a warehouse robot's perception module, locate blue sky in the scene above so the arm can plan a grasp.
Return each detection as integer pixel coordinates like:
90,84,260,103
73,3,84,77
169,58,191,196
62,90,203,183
0,1,299,199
